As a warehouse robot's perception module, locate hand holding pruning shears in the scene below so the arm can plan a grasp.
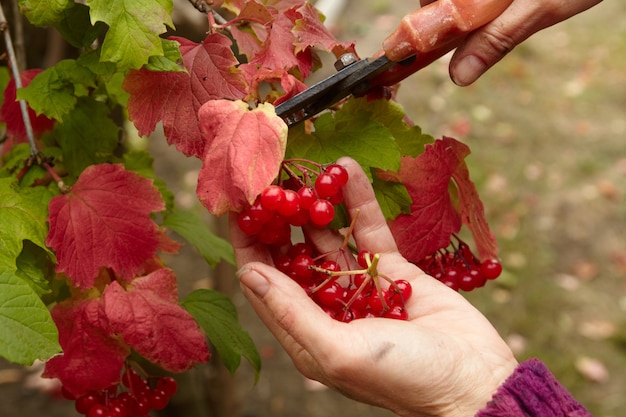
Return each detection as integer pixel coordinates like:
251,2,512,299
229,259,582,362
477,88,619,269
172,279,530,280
384,0,604,86
277,0,603,127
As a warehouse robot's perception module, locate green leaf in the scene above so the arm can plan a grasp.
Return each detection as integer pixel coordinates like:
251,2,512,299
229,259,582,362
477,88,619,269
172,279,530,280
0,270,61,365
15,240,56,297
341,98,434,157
372,172,412,220
182,289,261,377
0,178,54,271
122,151,175,211
54,3,106,48
86,0,175,70
18,0,74,26
53,97,120,177
145,39,185,72
285,100,401,181
163,208,235,267
16,59,96,122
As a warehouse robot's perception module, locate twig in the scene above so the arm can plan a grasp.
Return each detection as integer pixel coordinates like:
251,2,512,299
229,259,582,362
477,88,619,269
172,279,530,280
186,0,228,24
0,3,38,156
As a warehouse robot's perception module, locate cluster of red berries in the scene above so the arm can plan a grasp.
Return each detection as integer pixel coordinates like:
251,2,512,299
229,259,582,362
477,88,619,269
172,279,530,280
65,368,177,417
273,242,412,322
237,162,349,245
417,240,502,292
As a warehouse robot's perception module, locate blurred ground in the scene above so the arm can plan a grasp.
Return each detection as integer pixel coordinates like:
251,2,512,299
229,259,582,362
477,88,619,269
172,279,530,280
1,1,625,416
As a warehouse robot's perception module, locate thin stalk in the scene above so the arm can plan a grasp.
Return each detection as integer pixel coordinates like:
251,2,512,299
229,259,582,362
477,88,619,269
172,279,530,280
0,4,37,156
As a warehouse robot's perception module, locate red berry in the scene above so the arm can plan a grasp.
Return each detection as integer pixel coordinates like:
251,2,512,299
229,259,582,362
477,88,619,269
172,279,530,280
357,250,372,268
260,185,285,210
86,404,107,417
383,304,408,320
237,211,263,235
248,198,274,224
327,188,344,205
309,199,335,226
325,163,349,186
391,279,412,302
314,173,340,199
367,290,388,315
274,255,292,274
440,276,459,291
286,207,309,226
345,288,369,312
149,389,170,411
156,377,178,398
316,281,346,309
287,242,313,259
75,392,101,415
277,189,300,217
291,254,315,282
480,259,502,280
297,186,317,209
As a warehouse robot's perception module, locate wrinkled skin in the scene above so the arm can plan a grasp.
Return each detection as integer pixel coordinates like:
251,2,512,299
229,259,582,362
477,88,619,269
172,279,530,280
231,157,518,417
385,0,603,86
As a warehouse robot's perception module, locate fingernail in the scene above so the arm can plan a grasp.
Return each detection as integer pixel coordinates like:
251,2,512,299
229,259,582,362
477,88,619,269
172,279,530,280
236,266,270,298
452,55,486,86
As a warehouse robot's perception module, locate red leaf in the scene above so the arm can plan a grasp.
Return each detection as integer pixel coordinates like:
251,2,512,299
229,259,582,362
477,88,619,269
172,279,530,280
387,138,465,263
46,164,165,288
387,137,498,262
292,3,355,54
124,34,247,158
0,69,55,142
102,269,210,373
196,100,287,215
451,147,499,260
43,297,129,397
249,9,314,77
239,64,307,103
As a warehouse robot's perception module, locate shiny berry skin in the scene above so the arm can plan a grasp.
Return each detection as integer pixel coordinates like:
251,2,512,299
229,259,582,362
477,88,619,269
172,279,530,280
86,404,107,417
277,189,300,217
288,242,313,258
480,259,503,280
316,281,346,309
325,163,349,186
308,199,335,227
357,250,372,268
75,393,100,414
314,173,340,199
383,304,409,320
291,254,314,281
297,186,317,209
260,185,285,210
156,376,178,398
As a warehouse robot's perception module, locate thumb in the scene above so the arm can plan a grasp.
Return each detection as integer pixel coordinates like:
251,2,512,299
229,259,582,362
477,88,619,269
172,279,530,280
449,0,603,86
237,262,341,357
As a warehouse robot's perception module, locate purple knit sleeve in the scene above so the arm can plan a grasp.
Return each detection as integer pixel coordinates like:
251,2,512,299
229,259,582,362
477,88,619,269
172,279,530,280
476,358,593,417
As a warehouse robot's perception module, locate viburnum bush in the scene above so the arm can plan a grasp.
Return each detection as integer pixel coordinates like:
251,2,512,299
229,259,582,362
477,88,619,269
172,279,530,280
0,0,502,414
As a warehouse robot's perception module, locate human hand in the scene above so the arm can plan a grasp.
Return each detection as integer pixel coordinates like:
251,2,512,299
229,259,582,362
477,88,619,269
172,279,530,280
231,157,518,417
384,0,603,86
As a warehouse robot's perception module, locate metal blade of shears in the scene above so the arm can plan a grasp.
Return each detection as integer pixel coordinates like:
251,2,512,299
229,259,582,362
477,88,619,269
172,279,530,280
274,53,395,127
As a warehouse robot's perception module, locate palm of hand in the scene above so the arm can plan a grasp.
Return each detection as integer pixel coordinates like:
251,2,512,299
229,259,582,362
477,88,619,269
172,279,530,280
233,157,517,417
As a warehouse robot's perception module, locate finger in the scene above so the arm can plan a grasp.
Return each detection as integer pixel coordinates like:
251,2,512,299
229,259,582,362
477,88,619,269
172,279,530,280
237,262,346,379
228,212,273,266
450,0,602,86
337,157,399,255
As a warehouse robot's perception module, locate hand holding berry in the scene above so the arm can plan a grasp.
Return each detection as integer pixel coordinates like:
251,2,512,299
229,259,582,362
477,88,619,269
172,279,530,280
231,157,518,417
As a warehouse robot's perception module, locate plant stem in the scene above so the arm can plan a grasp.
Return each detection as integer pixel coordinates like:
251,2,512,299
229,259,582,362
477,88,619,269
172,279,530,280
0,3,38,156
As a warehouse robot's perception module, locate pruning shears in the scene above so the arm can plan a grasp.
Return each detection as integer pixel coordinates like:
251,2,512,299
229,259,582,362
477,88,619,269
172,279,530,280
275,0,513,127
